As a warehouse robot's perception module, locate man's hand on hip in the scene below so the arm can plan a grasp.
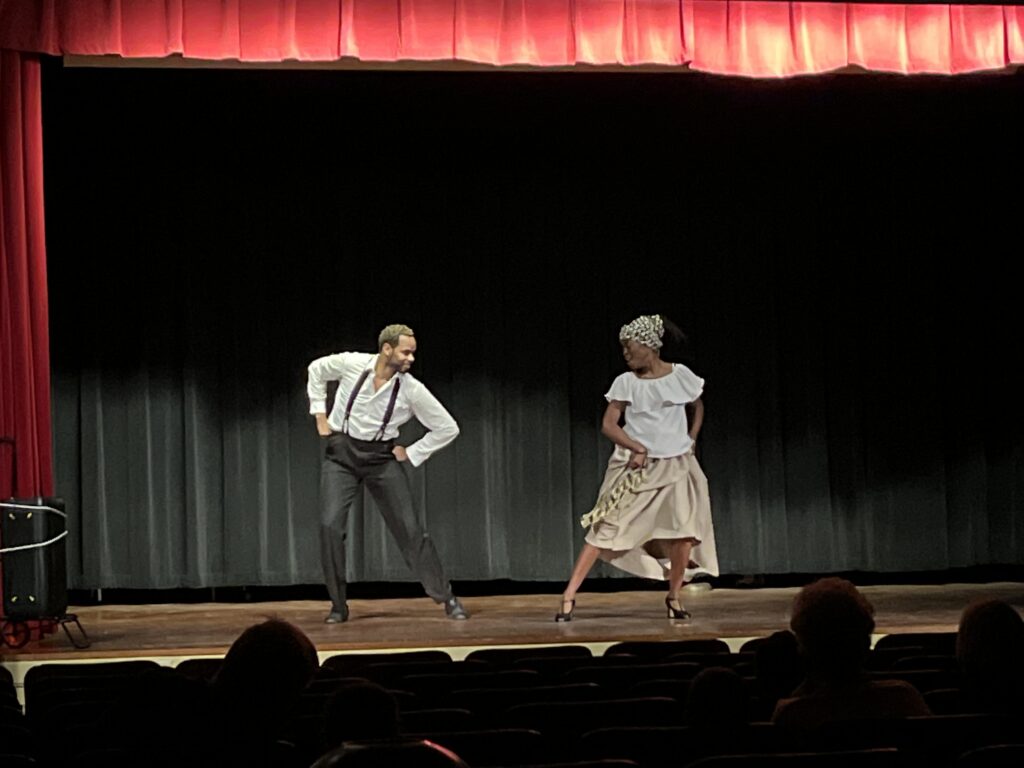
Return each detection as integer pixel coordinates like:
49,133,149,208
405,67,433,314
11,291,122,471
315,413,331,436
392,445,409,462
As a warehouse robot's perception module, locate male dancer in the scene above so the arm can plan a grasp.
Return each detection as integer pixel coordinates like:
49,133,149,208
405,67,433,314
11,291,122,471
308,324,467,622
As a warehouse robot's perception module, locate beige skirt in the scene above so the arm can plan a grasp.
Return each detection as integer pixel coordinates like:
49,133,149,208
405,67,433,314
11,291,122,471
583,445,719,582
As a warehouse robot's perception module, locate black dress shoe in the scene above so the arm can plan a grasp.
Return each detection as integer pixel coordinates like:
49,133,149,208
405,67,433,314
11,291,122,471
324,607,349,624
444,597,469,620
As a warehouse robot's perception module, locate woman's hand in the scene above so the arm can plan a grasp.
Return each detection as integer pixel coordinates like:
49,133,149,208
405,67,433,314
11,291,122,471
628,446,648,469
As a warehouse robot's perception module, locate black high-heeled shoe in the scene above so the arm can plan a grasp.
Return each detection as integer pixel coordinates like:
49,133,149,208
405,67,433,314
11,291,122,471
665,595,691,620
555,597,576,622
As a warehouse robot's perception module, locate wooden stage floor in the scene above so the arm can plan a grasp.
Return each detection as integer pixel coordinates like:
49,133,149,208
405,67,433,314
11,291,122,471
4,581,1023,665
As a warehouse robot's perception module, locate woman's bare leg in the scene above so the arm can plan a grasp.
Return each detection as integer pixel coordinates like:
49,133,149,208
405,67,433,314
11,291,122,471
667,539,695,606
561,542,603,610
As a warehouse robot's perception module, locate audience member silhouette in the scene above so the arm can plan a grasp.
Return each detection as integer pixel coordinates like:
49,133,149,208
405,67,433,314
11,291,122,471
313,738,470,768
754,629,804,711
772,577,930,729
211,617,320,765
957,598,1024,715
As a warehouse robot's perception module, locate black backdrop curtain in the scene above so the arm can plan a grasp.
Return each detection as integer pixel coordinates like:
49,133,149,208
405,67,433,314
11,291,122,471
43,62,1024,590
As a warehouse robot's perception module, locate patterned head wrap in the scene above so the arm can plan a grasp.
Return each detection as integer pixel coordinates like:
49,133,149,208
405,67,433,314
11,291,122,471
619,314,664,350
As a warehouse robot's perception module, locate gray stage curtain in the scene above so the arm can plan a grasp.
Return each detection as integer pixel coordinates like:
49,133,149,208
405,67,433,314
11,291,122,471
45,66,1024,589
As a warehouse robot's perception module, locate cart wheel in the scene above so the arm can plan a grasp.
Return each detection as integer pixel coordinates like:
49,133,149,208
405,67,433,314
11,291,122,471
1,620,31,648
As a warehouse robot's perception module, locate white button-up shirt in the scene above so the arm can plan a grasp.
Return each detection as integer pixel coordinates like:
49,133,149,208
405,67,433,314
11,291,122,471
307,352,459,467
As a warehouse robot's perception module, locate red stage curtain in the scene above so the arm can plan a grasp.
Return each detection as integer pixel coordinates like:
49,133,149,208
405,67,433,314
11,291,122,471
0,50,51,501
0,1,1021,76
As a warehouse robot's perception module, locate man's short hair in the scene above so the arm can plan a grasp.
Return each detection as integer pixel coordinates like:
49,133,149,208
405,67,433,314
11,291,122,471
379,324,414,351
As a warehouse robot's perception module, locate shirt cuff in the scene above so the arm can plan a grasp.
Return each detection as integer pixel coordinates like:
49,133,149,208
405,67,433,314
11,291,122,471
405,443,428,467
309,401,327,415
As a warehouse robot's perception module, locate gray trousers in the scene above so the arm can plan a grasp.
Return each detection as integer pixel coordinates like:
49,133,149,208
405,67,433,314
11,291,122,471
320,432,453,611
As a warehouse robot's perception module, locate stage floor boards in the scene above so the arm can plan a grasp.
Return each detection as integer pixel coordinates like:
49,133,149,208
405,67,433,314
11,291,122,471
3,582,1023,664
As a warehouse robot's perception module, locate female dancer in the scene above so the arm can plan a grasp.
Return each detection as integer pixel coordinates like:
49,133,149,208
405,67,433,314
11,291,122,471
556,314,718,621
